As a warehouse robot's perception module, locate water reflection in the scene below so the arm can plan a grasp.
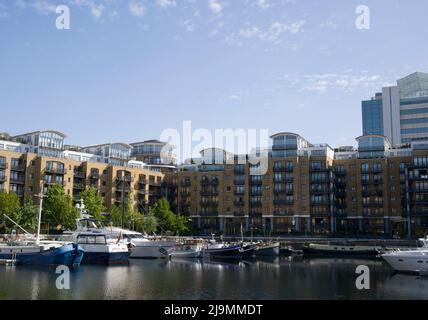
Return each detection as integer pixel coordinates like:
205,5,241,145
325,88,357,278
1,257,428,300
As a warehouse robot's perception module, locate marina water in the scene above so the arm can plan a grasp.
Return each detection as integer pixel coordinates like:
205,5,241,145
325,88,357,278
2,257,428,300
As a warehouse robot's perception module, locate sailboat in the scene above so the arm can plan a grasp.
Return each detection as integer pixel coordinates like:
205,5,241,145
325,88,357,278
0,193,84,266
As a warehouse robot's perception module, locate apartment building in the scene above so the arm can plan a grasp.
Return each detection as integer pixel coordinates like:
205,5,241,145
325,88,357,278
176,133,428,238
1,129,428,238
0,130,165,213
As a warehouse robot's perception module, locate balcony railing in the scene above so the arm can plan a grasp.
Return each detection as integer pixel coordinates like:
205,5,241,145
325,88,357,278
73,171,86,178
90,172,100,179
234,201,245,207
45,167,67,174
73,183,85,190
0,163,8,169
44,180,66,186
116,175,132,182
234,190,245,195
180,181,191,187
234,212,246,217
0,175,7,182
234,179,245,185
180,191,191,197
11,164,26,171
10,176,25,184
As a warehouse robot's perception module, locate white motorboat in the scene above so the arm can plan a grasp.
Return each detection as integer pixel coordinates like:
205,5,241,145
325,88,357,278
382,236,428,274
382,249,428,274
66,215,129,264
169,238,205,259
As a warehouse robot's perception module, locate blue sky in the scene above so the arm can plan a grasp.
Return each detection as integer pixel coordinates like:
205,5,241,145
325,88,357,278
1,0,428,148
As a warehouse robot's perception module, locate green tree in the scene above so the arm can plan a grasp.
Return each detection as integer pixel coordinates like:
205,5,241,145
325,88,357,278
150,198,189,234
138,212,158,234
19,197,38,232
43,184,78,231
79,187,106,219
110,194,134,229
0,192,21,232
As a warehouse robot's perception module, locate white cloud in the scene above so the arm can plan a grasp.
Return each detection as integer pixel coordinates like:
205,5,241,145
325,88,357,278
208,0,223,15
228,94,240,100
227,20,306,46
297,73,384,93
128,0,146,17
73,0,105,19
29,1,57,15
257,0,271,10
157,0,176,8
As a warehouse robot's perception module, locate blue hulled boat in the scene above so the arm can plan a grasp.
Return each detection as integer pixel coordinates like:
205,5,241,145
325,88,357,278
0,242,84,266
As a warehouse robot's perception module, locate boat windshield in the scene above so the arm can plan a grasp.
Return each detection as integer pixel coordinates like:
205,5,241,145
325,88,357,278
77,235,106,245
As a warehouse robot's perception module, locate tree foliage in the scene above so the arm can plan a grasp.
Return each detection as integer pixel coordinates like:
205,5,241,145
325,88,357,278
78,187,106,220
149,198,189,235
0,192,21,232
43,184,78,230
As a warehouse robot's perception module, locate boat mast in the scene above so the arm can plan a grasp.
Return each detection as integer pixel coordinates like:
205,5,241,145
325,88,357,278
35,192,45,245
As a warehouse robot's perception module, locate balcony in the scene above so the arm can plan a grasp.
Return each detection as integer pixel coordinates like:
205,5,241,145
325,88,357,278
10,176,25,184
45,167,67,174
274,199,293,206
11,164,26,172
373,179,382,185
116,175,132,183
250,190,262,196
180,181,191,187
234,201,245,207
180,191,191,197
335,190,347,197
73,183,85,190
200,211,219,217
200,201,219,207
234,212,246,217
249,201,262,207
44,180,65,186
310,167,329,172
334,169,346,176
234,179,245,185
211,179,219,186
234,190,245,195
149,180,162,187
285,189,294,195
0,175,7,183
362,202,384,208
73,171,86,178
310,188,329,195
200,190,219,196
0,162,8,169
234,168,245,175
249,180,262,186
90,172,100,179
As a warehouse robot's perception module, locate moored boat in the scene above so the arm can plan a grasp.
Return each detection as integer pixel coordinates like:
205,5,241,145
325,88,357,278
240,243,257,257
169,238,205,259
0,241,84,266
76,232,129,265
256,242,280,256
382,249,428,274
302,242,382,258
206,244,242,258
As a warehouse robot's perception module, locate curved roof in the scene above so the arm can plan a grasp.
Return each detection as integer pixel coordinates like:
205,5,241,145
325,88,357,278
130,140,177,148
270,132,307,140
355,134,391,145
12,130,67,139
110,142,133,149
